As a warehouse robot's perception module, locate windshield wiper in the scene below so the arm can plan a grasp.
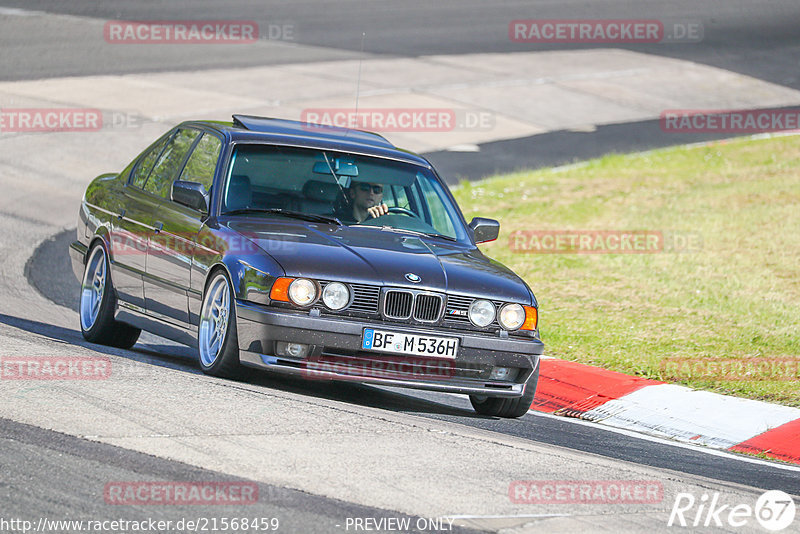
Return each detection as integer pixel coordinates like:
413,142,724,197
376,226,458,242
421,232,457,242
223,208,341,226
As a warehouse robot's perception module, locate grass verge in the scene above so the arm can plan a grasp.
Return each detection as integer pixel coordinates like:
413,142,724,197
451,135,800,407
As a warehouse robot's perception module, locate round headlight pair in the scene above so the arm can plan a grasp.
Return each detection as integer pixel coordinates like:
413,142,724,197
468,300,526,330
287,279,350,310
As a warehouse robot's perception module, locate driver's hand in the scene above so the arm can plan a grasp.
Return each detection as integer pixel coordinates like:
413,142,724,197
366,203,389,219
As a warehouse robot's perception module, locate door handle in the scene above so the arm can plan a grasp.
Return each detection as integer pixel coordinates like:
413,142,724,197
117,209,126,220
154,221,163,234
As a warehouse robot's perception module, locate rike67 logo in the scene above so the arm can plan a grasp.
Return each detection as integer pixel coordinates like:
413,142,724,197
668,490,796,531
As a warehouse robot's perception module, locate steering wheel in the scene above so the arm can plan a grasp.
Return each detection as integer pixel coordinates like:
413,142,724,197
387,206,419,218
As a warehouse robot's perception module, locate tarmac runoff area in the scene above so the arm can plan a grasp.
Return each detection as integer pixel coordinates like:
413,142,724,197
2,47,800,225
2,48,800,532
3,48,800,159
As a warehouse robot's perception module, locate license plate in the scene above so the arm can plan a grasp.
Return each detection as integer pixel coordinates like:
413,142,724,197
362,328,459,359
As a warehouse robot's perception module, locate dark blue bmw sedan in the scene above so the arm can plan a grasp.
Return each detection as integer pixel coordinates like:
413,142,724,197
70,115,543,418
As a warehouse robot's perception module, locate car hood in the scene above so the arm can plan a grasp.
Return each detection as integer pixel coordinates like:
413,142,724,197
226,220,533,303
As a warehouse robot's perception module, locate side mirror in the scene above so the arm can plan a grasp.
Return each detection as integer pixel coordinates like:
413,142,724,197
469,217,500,244
172,180,209,213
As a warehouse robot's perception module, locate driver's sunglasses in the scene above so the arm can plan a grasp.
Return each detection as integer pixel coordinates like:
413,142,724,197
356,183,383,194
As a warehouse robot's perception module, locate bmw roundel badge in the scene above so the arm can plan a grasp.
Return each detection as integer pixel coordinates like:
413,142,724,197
405,273,421,283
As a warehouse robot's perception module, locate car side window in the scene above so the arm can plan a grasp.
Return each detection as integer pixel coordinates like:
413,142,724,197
130,134,171,188
178,133,222,193
416,174,457,236
389,185,411,210
143,128,201,198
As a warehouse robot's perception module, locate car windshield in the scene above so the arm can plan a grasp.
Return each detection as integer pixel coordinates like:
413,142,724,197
222,144,468,242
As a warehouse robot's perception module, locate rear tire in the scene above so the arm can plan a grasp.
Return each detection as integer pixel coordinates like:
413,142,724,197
197,271,244,379
79,242,141,349
470,365,539,418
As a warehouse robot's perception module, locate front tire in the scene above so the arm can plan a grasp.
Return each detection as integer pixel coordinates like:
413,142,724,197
79,242,141,349
470,365,539,419
198,271,243,379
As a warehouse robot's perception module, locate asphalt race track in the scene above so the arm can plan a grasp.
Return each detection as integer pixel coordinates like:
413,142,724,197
3,0,800,88
23,229,800,496
2,2,800,533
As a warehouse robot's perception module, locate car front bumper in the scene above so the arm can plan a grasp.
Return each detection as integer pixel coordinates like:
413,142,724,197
236,300,542,397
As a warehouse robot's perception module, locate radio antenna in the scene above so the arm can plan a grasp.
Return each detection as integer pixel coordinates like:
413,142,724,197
354,32,366,119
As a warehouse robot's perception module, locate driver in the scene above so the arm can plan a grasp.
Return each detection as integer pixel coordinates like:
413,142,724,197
334,181,389,223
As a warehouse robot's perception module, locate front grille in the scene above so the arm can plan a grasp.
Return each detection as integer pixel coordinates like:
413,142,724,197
382,290,444,322
349,283,381,314
314,282,524,335
414,294,443,322
384,290,413,319
444,294,473,323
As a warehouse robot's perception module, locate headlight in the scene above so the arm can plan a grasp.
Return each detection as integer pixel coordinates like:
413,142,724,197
322,282,350,310
468,299,496,327
498,303,526,330
288,278,317,306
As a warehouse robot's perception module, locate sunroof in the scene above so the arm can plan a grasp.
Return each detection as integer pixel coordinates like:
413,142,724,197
231,115,396,149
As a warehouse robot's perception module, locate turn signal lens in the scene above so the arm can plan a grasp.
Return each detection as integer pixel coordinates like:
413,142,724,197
521,306,538,331
270,277,293,302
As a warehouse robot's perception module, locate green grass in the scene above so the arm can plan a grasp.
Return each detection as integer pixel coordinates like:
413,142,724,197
452,135,800,407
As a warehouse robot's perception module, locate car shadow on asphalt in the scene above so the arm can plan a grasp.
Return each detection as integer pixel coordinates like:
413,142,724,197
0,311,201,370
0,311,478,419
244,370,477,417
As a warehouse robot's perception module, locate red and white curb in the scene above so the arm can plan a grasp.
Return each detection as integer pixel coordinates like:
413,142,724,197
532,358,800,465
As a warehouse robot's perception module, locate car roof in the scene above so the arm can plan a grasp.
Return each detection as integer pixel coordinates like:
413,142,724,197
183,115,432,168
